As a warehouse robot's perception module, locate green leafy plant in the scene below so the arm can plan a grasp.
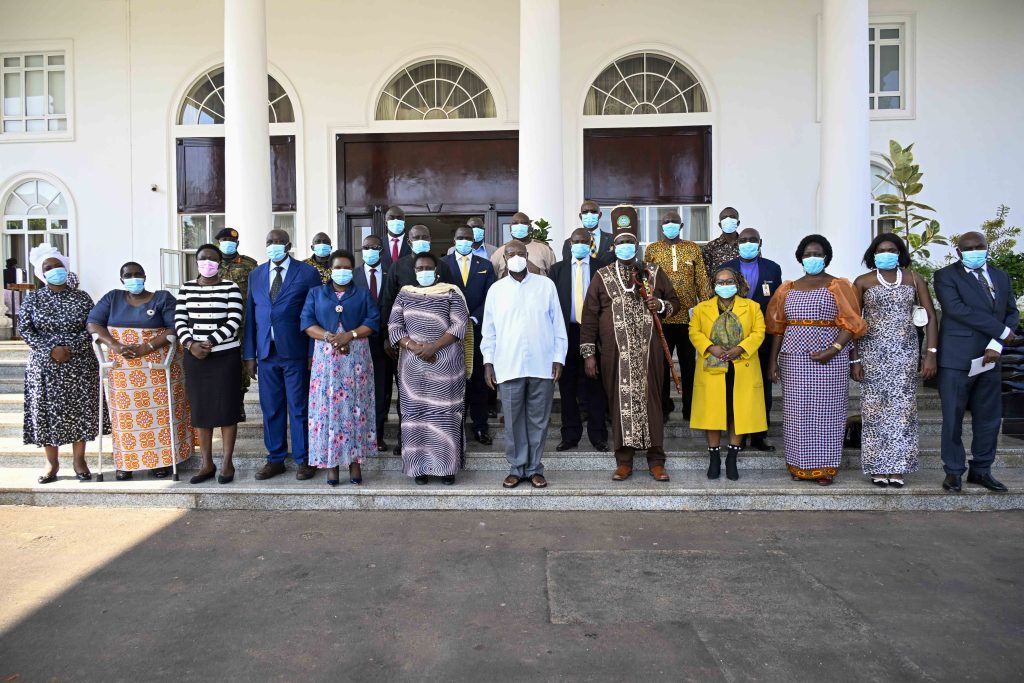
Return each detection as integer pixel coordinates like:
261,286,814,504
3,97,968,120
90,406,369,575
530,218,552,244
874,140,948,267
947,205,1024,308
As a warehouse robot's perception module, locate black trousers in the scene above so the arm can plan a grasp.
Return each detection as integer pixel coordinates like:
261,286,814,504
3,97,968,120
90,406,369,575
466,322,490,433
560,323,609,445
369,335,394,444
660,323,696,421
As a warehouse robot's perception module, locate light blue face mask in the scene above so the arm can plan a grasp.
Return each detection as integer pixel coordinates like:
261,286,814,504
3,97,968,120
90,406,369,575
960,249,988,270
123,277,146,295
720,217,739,234
738,242,760,260
472,227,486,243
331,268,353,286
362,248,381,266
874,252,900,270
44,267,68,286
510,223,530,239
266,244,287,262
387,219,405,236
571,243,591,260
411,239,431,255
454,239,474,256
802,256,825,275
661,222,681,240
581,213,600,230
614,243,637,261
715,284,738,299
416,270,436,287
219,240,238,256
312,243,332,258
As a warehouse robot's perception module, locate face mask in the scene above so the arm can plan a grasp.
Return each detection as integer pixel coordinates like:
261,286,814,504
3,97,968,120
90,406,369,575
506,255,528,273
510,223,530,239
219,240,238,256
738,242,760,260
415,270,436,287
454,239,474,256
266,244,287,262
802,256,825,275
197,259,220,278
411,239,431,255
472,227,486,243
571,243,591,260
331,268,353,286
312,243,332,258
581,213,600,230
614,243,637,261
715,284,738,299
123,277,146,295
387,219,405,236
661,222,681,240
44,267,68,286
362,248,381,266
874,252,900,270
720,217,739,234
960,249,988,270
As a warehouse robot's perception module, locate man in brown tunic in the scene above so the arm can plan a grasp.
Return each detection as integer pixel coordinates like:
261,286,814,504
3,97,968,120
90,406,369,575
580,205,681,482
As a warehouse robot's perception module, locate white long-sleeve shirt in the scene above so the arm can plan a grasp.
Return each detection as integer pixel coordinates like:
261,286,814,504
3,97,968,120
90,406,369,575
481,272,568,384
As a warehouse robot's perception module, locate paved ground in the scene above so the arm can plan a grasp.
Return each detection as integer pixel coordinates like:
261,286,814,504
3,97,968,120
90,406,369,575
0,508,1022,682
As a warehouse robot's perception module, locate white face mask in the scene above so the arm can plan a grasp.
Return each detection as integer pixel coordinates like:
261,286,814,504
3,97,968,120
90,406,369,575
506,255,528,273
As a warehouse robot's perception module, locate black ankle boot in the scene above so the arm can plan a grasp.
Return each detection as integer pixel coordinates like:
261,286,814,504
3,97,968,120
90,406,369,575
726,445,741,481
707,447,721,479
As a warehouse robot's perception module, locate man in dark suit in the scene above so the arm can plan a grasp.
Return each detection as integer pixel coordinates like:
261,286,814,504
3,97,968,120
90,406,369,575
722,227,783,452
380,205,411,272
443,225,497,444
244,229,323,480
351,234,391,452
560,199,615,267
549,228,609,452
934,231,1019,493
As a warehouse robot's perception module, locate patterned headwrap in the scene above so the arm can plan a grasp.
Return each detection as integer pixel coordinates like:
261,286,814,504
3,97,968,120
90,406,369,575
28,243,70,283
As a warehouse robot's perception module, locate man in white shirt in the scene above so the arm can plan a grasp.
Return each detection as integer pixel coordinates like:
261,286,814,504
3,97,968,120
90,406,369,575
482,240,567,489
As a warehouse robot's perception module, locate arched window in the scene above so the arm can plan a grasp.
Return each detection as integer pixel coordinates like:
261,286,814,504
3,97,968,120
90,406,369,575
3,178,71,272
176,66,295,125
870,162,898,236
375,58,496,120
584,52,709,115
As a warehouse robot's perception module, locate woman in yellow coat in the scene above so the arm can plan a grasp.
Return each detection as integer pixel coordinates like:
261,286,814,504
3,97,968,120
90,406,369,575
689,266,768,480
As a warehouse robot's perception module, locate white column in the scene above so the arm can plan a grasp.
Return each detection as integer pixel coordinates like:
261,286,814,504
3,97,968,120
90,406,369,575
224,0,271,245
518,0,564,241
819,0,869,278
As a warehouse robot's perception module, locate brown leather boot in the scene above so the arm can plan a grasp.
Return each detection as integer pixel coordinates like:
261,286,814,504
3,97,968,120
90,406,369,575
612,464,633,481
649,464,670,482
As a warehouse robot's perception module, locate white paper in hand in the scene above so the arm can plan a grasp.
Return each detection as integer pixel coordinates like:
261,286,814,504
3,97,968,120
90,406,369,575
968,355,996,377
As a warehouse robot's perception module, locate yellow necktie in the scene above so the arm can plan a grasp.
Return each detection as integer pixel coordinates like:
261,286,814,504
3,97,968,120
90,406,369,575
574,260,585,322
461,256,469,286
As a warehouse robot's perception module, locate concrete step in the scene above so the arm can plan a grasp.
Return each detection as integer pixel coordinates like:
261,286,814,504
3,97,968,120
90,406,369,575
1,468,1021,512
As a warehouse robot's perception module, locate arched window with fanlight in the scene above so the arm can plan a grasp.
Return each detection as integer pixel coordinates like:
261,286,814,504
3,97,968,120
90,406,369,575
2,177,71,274
584,52,709,116
375,58,496,120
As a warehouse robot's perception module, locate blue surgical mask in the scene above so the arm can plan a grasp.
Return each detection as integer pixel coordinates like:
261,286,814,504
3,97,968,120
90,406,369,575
661,222,681,240
802,256,825,275
312,243,332,258
738,242,760,260
219,240,238,256
874,252,900,270
416,270,436,287
266,244,287,262
715,284,738,299
571,243,591,260
331,268,353,286
123,277,146,295
581,213,600,230
387,219,405,236
720,217,739,234
960,249,988,270
44,267,68,286
362,248,381,266
454,239,474,256
614,243,636,261
472,227,486,243
411,239,431,255
510,223,530,239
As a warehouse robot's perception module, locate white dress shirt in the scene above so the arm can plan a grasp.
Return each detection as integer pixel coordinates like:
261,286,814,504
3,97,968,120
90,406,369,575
268,256,291,340
963,263,1011,352
481,272,568,384
363,262,381,286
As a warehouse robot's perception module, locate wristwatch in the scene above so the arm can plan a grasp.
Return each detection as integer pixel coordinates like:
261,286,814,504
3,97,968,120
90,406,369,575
352,330,359,339
927,347,938,354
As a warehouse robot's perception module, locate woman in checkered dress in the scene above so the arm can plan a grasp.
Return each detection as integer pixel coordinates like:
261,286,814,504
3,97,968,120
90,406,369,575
766,235,867,485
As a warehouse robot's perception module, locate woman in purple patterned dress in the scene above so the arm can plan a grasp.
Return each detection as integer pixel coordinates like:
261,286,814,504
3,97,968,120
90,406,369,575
301,250,380,486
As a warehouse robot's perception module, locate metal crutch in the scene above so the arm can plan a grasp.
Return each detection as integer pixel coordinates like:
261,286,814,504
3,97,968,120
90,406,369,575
90,333,114,482
145,335,180,481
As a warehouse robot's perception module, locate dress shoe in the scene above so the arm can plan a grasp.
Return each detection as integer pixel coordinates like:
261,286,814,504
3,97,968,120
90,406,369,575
414,475,428,485
393,444,402,456
152,466,172,479
530,474,548,488
37,472,58,485
116,470,133,481
591,441,609,452
254,462,286,480
503,474,522,488
349,463,362,485
190,467,216,485
555,440,578,452
749,437,776,452
217,472,234,485
441,475,456,485
75,470,92,482
941,473,962,492
612,464,632,481
376,440,389,453
966,471,1008,492
474,430,493,445
296,464,317,481
649,464,670,482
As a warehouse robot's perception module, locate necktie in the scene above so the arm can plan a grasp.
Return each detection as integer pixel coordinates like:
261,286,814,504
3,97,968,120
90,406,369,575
574,261,585,323
461,256,470,286
973,269,995,304
369,268,378,301
590,236,598,258
270,266,283,303
391,238,399,263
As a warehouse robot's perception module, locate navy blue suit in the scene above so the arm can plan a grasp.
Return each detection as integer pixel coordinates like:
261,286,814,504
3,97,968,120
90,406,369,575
244,257,322,465
352,262,392,444
443,252,497,432
933,262,1019,476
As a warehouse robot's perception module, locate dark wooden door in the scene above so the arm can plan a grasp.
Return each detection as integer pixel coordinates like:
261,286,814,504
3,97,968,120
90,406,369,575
176,136,297,213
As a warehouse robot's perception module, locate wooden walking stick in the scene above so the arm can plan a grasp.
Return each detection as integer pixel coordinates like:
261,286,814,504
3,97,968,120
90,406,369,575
632,266,683,395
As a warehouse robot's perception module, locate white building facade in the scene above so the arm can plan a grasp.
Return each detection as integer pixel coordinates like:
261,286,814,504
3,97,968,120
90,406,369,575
1,0,1022,296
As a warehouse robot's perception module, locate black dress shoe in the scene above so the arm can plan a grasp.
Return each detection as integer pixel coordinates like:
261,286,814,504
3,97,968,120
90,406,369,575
966,471,1009,492
441,475,456,485
591,441,609,452
37,472,58,484
750,437,776,452
942,473,962,493
115,470,133,481
414,475,428,485
393,444,402,456
376,440,389,453
474,430,493,445
190,467,216,485
152,466,172,479
555,440,578,452
75,471,92,482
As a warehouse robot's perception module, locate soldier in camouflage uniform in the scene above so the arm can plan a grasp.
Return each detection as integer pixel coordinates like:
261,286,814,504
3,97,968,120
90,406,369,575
303,232,333,284
215,227,258,419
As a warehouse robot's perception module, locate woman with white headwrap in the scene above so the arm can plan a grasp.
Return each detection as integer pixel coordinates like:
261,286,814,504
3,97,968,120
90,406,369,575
20,243,108,483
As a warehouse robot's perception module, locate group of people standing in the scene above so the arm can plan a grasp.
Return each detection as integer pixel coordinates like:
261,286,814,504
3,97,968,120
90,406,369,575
20,200,1019,493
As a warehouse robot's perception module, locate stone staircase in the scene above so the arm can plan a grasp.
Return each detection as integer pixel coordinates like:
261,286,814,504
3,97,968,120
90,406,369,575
1,340,1022,511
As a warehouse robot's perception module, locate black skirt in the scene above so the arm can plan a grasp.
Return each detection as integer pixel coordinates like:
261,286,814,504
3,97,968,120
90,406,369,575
183,347,243,428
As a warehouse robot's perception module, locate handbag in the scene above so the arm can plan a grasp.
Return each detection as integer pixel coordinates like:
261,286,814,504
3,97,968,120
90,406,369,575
911,278,928,327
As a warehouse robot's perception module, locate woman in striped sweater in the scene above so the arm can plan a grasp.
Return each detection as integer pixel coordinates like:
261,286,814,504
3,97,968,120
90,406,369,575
174,244,244,484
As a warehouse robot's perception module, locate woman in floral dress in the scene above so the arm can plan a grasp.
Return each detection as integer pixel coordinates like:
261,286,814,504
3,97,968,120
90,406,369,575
301,249,380,486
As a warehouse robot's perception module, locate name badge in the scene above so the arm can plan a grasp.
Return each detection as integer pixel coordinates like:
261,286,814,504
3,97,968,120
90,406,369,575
762,283,771,297
335,305,344,313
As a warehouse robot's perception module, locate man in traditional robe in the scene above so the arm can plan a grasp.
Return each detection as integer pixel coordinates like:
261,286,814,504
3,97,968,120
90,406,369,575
580,205,681,482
